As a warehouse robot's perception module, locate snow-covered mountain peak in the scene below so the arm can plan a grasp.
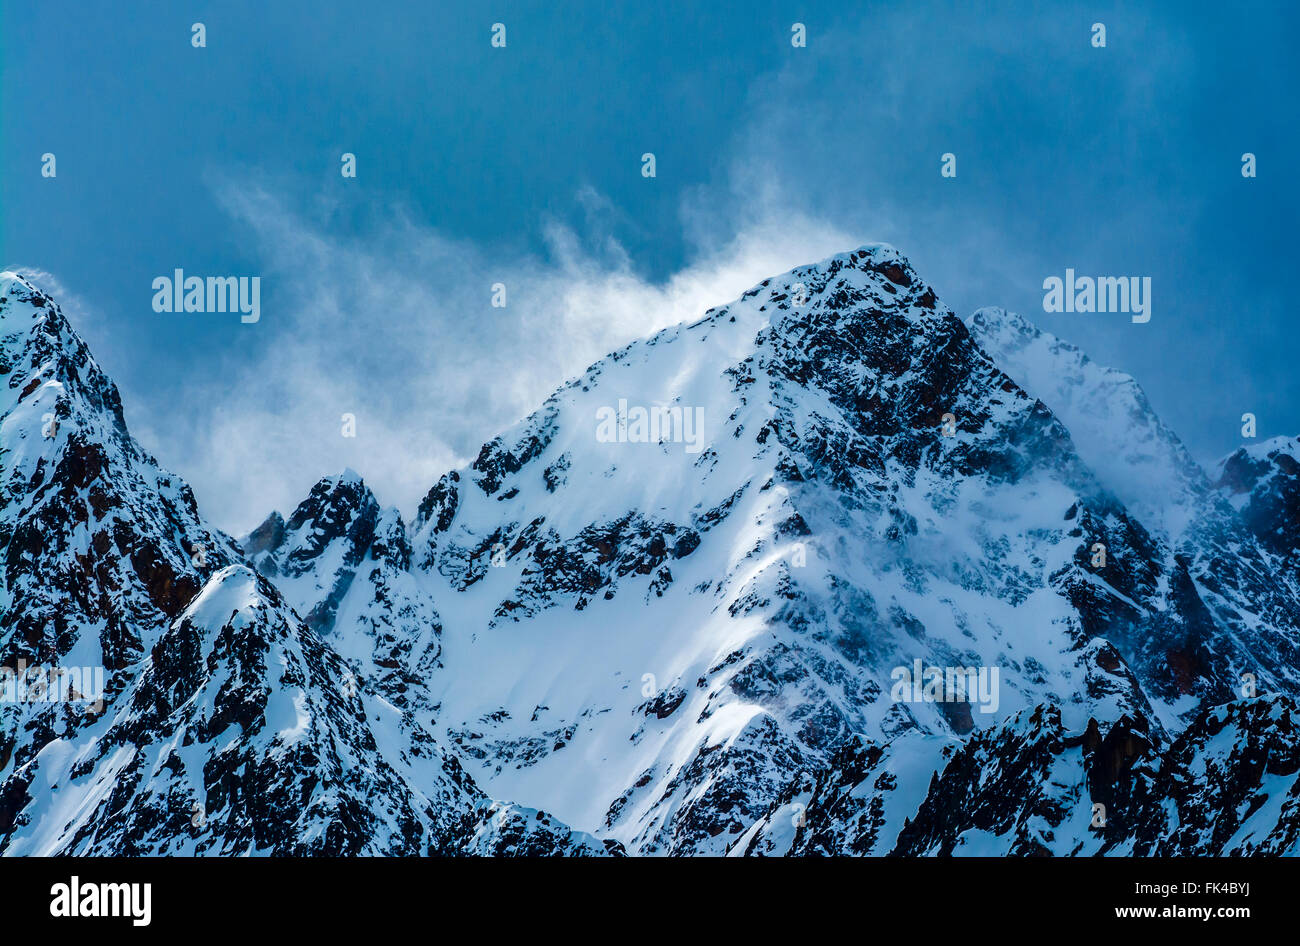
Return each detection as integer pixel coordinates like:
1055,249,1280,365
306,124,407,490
0,272,239,674
966,304,1209,539
1217,434,1300,489
1,271,128,447
967,304,1300,702
1,272,55,336
395,244,1300,852
726,241,940,335
1,272,62,332
328,467,366,489
436,242,956,545
964,306,1070,370
8,258,1300,857
1213,435,1300,577
244,471,447,712
243,472,384,625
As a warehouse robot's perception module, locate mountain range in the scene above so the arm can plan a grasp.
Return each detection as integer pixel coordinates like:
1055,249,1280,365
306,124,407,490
2,246,1297,856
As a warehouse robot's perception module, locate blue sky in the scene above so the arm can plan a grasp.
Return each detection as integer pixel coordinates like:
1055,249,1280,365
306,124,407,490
4,0,1297,531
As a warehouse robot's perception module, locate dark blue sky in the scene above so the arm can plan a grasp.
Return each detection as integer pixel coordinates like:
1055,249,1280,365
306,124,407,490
4,0,1297,530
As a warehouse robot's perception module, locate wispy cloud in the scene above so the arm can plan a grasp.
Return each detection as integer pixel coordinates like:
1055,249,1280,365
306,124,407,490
93,1,1242,536
0,266,97,332
153,175,856,534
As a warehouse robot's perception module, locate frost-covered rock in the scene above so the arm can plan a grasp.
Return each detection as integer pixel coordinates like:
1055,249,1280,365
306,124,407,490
6,250,1300,857
1215,435,1300,581
242,473,442,711
0,272,600,856
391,245,1299,853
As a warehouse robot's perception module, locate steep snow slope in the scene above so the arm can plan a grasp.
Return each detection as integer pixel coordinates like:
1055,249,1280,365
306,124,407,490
393,245,1293,853
965,307,1207,539
968,307,1300,706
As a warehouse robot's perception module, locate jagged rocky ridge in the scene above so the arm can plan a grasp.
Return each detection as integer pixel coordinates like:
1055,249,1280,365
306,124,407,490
242,472,443,712
0,273,616,855
2,248,1297,856
737,693,1299,856
1214,435,1300,582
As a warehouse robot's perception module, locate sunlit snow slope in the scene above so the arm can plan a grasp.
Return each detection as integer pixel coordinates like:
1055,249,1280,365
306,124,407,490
5,249,1298,856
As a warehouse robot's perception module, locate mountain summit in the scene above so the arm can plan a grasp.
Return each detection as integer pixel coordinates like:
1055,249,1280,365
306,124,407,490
3,251,1297,856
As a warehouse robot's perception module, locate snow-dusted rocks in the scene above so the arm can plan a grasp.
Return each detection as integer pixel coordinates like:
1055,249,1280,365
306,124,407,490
1,273,240,813
393,245,1299,853
969,307,1300,705
242,472,442,710
1,566,455,854
738,694,1300,856
0,274,238,674
1216,436,1300,579
4,251,1299,856
0,272,604,856
462,801,626,856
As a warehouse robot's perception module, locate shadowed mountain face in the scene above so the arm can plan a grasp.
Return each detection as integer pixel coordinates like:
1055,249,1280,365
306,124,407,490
2,248,1297,856
968,307,1300,699
1215,436,1300,580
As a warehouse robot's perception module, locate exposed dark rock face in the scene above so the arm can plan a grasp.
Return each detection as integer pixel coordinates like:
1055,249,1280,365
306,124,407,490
0,272,607,857
242,511,286,573
740,694,1298,857
390,245,1300,854
1216,437,1300,582
4,248,1299,857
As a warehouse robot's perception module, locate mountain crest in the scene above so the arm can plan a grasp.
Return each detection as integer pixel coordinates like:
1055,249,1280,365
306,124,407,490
5,254,1300,856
